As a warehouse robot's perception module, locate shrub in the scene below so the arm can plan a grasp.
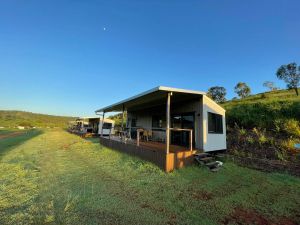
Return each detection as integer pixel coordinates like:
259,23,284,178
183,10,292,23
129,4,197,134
280,138,299,154
273,119,282,133
246,136,254,144
275,149,288,161
282,119,300,138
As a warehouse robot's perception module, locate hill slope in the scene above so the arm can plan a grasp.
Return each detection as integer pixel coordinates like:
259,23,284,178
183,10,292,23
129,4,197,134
0,110,74,128
222,89,300,163
222,88,300,130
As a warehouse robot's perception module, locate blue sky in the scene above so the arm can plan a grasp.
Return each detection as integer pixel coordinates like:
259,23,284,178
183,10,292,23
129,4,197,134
0,0,299,116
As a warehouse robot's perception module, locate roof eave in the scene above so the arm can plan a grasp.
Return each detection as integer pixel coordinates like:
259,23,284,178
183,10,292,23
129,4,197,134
95,86,207,113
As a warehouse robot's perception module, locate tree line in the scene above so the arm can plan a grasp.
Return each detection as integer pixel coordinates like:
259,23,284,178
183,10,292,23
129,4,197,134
207,62,300,103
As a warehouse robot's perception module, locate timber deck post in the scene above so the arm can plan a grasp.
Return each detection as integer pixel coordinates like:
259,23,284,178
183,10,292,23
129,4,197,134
166,92,171,154
101,112,105,137
121,104,125,131
190,130,193,151
121,104,125,142
137,130,140,146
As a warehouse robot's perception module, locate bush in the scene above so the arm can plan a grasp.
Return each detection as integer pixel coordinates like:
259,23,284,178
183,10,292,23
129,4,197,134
282,119,300,137
274,119,300,138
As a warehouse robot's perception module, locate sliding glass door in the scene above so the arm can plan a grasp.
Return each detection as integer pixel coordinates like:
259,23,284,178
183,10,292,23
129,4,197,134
171,113,195,147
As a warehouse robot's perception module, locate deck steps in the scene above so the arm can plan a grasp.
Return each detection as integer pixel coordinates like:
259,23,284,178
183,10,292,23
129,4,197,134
206,161,219,168
199,157,213,162
194,152,223,172
194,153,210,158
210,167,221,172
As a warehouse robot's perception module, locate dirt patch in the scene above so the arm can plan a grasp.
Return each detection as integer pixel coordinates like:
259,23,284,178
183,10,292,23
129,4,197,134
181,188,214,201
191,190,213,200
230,155,300,177
222,208,298,225
276,217,299,225
139,202,178,224
0,132,25,140
167,213,177,225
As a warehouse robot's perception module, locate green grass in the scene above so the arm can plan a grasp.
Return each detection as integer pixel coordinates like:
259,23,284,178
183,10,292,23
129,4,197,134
0,129,42,159
1,130,300,224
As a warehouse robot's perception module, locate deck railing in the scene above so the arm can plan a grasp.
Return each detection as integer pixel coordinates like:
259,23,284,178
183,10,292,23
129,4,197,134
169,128,193,151
133,127,193,151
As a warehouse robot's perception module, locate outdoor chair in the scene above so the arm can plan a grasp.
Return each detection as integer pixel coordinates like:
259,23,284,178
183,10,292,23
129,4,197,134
146,130,152,141
141,130,152,141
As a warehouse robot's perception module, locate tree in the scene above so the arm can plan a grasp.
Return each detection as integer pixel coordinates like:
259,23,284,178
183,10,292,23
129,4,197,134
234,82,251,98
207,86,227,103
276,62,300,96
263,81,278,91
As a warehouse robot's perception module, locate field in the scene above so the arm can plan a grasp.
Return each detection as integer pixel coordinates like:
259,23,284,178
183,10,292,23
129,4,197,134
1,129,300,225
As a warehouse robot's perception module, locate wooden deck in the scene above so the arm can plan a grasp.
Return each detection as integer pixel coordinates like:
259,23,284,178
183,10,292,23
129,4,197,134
100,136,199,172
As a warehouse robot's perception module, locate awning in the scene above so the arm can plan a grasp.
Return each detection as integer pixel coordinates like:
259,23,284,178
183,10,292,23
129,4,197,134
95,86,206,113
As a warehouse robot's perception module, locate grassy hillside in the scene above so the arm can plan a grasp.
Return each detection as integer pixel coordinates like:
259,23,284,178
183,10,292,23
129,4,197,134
222,89,300,162
222,88,300,130
0,110,74,128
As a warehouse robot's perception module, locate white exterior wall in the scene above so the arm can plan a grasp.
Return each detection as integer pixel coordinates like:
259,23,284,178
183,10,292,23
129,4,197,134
202,95,227,152
98,119,115,135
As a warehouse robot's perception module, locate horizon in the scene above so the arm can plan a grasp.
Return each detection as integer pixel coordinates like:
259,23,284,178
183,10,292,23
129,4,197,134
1,0,300,116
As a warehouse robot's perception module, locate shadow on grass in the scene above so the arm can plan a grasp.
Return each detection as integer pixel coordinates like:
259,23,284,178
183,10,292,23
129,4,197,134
84,137,100,144
0,129,43,159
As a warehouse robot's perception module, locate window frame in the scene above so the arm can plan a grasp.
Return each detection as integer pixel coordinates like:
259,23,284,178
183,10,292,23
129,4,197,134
102,122,112,129
208,112,223,134
152,115,166,130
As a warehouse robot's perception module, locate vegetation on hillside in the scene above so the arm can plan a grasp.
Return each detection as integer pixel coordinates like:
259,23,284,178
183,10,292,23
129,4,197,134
0,110,74,128
223,89,300,129
108,112,127,128
234,82,251,98
1,129,299,224
222,88,300,162
276,62,300,96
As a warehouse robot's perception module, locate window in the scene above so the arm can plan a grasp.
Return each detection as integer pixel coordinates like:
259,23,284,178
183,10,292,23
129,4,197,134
152,115,165,129
131,118,137,127
208,112,223,134
102,123,112,129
